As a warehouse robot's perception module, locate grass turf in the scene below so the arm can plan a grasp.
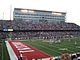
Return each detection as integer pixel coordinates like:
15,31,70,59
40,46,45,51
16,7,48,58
0,40,10,60
0,38,80,60
22,38,80,57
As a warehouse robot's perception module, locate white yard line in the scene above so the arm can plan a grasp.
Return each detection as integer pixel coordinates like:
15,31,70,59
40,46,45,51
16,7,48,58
5,41,18,60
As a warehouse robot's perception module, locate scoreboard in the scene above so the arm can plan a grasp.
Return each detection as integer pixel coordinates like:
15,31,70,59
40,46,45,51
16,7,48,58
2,29,13,31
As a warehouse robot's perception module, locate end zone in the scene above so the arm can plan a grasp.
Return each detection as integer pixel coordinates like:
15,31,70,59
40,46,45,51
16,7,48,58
6,41,53,60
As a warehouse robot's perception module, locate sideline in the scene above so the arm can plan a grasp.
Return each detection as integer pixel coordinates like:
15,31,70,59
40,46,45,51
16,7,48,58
5,41,18,60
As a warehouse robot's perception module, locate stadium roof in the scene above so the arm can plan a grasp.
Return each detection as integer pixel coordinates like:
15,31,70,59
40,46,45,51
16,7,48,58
14,8,66,14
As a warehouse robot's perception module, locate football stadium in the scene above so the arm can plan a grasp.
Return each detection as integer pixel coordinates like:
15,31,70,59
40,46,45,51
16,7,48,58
0,8,80,60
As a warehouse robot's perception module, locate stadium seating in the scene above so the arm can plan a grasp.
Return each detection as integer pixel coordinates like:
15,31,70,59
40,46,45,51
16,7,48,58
0,20,80,39
12,20,80,30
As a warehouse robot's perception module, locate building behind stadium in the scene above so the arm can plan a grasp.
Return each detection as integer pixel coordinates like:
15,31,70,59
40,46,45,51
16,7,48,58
13,8,66,24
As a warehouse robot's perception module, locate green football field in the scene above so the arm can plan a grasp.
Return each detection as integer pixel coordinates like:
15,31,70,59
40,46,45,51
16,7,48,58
0,38,80,60
22,38,80,57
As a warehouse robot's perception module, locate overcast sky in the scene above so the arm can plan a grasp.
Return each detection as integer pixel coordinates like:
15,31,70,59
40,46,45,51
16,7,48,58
0,0,80,25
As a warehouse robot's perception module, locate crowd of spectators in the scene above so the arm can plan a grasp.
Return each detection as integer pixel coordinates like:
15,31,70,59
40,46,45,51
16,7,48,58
12,20,80,30
0,20,80,39
11,31,80,40
53,53,80,60
0,20,80,30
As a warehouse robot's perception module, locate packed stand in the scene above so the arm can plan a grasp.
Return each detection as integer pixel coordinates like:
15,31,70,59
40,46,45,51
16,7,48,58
12,20,80,30
0,20,80,30
12,31,80,40
0,20,80,39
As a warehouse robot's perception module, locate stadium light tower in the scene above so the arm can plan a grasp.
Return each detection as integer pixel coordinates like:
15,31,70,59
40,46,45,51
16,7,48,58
3,12,4,20
10,5,12,20
9,5,13,41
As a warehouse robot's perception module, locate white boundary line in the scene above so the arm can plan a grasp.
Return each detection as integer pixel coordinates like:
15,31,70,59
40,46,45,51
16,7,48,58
5,41,18,60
